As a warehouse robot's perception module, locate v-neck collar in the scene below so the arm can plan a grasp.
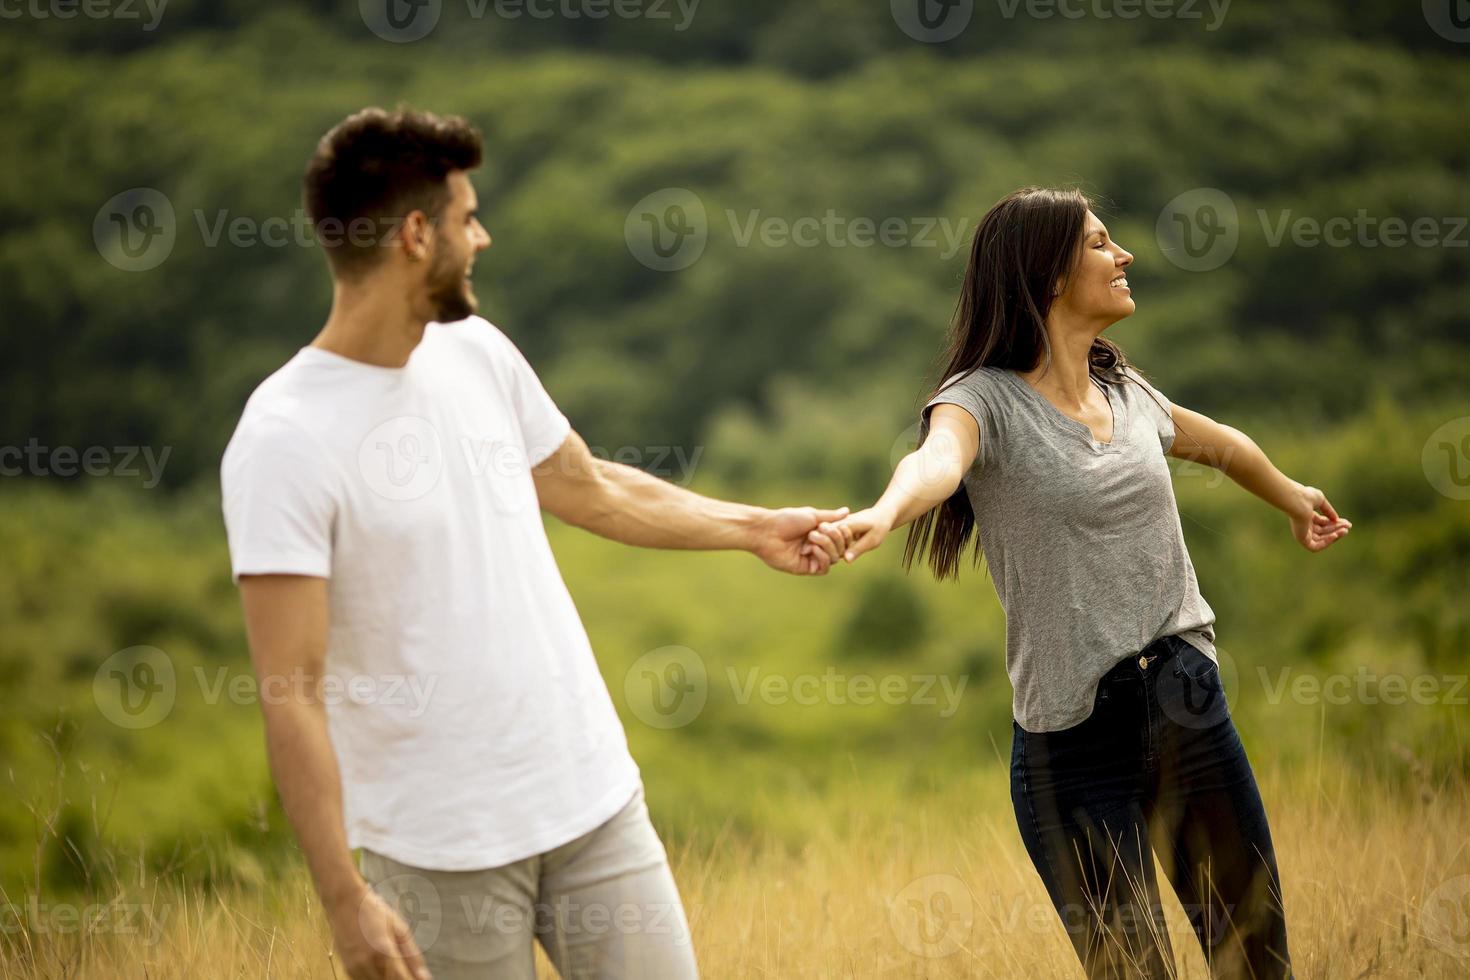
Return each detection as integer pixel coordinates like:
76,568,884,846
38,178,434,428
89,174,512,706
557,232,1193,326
1003,369,1128,455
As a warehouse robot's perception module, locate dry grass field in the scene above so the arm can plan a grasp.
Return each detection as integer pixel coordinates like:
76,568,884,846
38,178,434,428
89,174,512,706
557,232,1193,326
4,762,1467,979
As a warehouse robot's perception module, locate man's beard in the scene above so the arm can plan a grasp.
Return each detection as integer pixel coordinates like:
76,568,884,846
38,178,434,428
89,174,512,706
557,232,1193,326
426,249,476,323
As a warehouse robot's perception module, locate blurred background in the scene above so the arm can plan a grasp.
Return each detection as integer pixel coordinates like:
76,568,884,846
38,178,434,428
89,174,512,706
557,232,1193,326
3,0,1469,975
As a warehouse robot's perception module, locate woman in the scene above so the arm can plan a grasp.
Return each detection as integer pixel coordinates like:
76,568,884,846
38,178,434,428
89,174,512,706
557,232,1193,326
820,188,1350,978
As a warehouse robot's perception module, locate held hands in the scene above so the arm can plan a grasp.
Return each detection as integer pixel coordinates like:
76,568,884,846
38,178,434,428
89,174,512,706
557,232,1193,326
778,505,896,573
756,505,855,575
814,506,894,565
756,504,895,575
1288,482,1353,552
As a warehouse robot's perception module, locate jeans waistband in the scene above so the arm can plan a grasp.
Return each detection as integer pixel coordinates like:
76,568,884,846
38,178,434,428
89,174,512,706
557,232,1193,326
1144,633,1186,659
1101,634,1187,683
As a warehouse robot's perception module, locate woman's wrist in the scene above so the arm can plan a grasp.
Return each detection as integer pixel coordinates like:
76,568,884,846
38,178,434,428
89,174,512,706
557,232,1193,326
870,500,901,532
1281,478,1312,516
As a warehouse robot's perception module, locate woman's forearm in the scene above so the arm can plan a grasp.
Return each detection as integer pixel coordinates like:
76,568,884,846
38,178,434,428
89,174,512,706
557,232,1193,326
874,443,966,530
832,439,968,563
1218,427,1305,515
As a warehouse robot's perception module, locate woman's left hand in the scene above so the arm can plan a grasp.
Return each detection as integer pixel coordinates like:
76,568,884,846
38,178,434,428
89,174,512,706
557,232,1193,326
1287,482,1352,552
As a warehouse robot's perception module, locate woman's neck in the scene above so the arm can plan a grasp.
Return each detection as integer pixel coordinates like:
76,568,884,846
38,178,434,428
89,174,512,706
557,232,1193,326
1018,328,1101,411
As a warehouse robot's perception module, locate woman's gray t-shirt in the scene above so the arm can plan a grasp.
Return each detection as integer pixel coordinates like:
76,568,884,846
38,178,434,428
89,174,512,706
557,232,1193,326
924,363,1217,733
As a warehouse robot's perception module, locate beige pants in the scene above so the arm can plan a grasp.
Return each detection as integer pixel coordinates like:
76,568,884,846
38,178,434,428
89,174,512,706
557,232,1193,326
360,785,699,979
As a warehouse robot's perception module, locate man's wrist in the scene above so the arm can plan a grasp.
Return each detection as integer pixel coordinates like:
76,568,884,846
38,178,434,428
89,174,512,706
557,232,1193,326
736,505,774,553
321,869,370,919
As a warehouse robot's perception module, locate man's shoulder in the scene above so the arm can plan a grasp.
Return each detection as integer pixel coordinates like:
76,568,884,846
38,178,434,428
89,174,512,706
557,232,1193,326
226,397,319,461
431,315,515,360
226,352,343,464
237,350,340,429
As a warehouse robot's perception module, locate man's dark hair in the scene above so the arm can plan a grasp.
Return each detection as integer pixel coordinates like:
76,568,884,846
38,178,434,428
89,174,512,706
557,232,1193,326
303,106,483,278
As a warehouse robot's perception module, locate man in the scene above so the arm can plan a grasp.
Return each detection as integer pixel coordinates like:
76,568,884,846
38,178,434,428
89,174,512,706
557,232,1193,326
221,106,852,980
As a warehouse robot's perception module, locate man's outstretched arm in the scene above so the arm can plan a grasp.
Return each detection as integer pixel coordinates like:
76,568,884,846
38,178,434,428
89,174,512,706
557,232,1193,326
531,429,852,575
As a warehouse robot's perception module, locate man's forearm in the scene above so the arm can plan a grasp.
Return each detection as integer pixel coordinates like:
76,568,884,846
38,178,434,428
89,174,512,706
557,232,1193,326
261,700,364,912
574,459,768,551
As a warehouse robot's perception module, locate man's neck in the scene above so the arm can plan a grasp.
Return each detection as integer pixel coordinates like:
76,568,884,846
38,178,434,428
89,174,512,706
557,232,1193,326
312,279,428,368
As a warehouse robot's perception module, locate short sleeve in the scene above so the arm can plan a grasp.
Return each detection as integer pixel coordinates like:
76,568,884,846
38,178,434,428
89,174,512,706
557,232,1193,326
488,327,572,467
221,414,338,582
922,369,1003,470
1122,365,1176,454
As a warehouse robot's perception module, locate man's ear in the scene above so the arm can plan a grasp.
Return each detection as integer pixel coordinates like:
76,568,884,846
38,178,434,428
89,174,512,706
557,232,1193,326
399,210,433,260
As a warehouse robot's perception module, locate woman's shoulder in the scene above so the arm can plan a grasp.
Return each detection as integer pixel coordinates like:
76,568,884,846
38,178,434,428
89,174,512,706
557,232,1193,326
1110,362,1169,402
925,365,1016,430
938,364,1012,396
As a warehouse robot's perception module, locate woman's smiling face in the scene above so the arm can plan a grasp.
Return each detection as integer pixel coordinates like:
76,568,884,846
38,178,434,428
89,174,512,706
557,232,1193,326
1055,210,1135,324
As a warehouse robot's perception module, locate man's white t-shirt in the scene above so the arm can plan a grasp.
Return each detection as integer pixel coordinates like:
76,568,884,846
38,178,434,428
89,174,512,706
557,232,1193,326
220,316,641,871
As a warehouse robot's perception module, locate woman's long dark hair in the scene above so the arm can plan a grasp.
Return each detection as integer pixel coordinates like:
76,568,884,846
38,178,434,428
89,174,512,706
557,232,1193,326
902,186,1177,580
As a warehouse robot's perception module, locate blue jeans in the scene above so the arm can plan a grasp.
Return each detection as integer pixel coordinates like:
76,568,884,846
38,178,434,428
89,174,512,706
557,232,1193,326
1010,634,1292,979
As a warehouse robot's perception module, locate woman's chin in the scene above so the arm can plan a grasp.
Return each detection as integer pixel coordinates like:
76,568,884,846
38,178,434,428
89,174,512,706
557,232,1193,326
1099,303,1136,330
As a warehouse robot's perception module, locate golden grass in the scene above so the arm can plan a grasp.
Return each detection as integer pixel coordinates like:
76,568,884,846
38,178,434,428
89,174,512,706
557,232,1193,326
4,763,1468,979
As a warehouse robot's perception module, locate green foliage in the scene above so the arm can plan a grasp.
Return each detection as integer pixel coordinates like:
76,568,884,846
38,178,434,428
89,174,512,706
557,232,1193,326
2,10,1468,481
835,573,931,661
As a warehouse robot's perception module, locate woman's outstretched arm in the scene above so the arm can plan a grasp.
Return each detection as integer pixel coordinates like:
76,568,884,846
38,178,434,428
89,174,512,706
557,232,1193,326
812,404,981,563
1168,403,1353,552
